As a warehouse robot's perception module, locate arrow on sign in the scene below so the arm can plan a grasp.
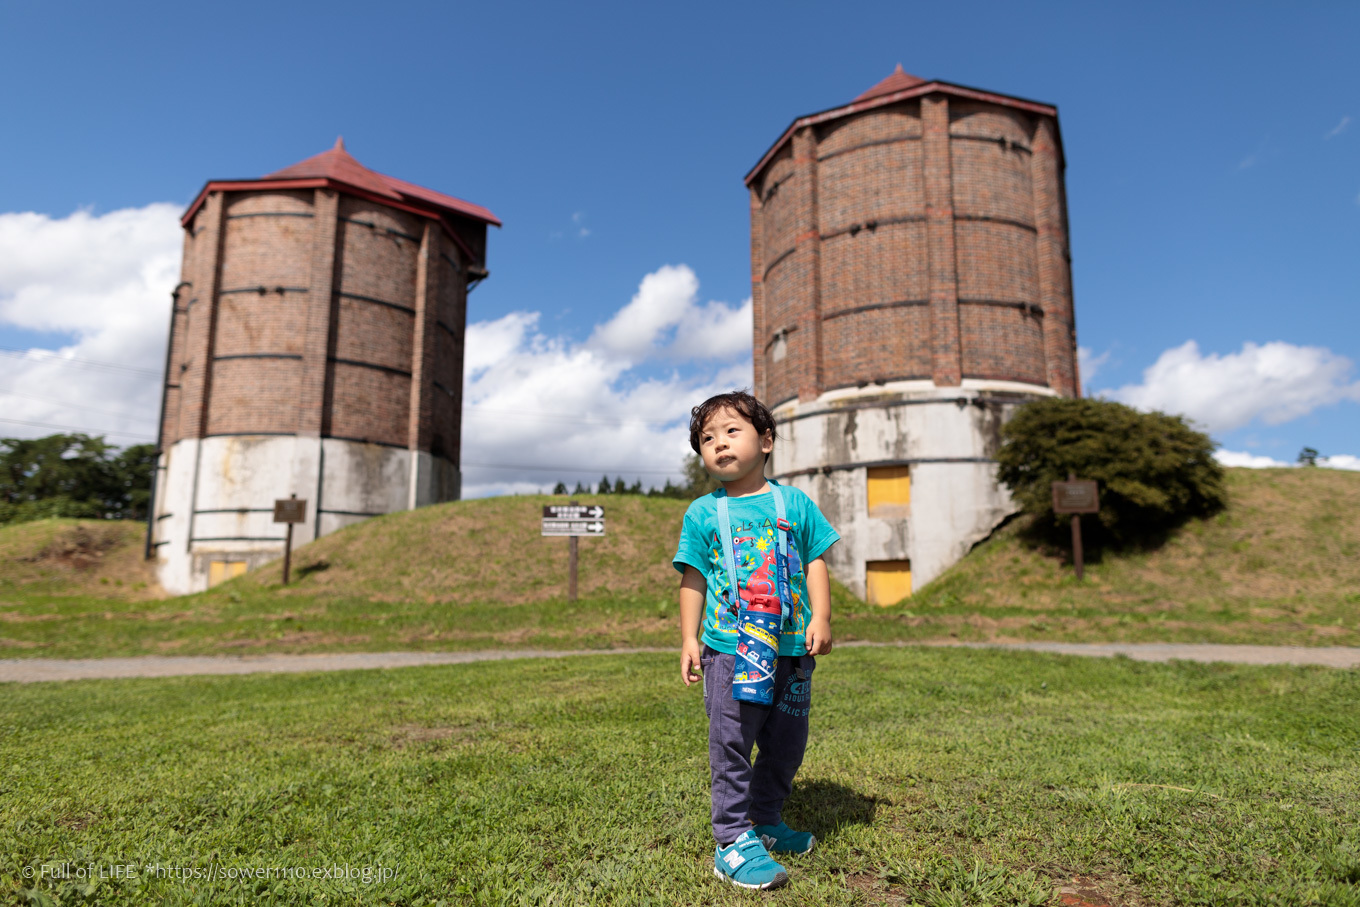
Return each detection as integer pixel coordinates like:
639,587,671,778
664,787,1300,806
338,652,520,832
587,506,604,518
586,521,604,532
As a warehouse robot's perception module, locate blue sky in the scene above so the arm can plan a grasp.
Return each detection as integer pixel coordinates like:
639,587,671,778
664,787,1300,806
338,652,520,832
0,0,1356,490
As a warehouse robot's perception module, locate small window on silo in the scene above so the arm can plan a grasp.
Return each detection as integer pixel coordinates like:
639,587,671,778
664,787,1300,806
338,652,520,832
208,560,248,587
866,466,911,518
866,560,912,606
770,332,787,363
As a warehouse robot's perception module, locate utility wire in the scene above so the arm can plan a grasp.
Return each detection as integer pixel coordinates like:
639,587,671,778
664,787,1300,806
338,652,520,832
2,353,689,429
0,347,162,377
0,417,155,441
0,390,158,423
462,406,685,427
462,461,681,475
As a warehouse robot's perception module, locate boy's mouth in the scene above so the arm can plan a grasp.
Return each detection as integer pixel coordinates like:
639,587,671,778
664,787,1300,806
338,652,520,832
716,456,735,467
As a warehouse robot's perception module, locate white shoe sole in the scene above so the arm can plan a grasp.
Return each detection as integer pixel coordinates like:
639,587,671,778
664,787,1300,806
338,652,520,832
712,866,789,890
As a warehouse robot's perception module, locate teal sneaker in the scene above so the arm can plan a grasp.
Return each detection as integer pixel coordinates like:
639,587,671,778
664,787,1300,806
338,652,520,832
752,821,816,854
713,829,789,890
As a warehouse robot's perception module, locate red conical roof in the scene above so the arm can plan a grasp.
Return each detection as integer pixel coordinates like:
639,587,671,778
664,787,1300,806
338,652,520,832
265,136,404,201
855,64,926,102
239,137,502,226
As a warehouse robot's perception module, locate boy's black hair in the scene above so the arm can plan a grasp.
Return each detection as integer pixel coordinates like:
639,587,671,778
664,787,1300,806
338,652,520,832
688,391,778,456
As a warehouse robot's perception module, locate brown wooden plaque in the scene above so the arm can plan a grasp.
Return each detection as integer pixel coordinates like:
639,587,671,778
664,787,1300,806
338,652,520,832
273,498,307,523
1052,480,1099,514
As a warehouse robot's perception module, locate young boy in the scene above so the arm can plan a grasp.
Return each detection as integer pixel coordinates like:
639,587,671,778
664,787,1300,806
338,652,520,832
672,391,840,890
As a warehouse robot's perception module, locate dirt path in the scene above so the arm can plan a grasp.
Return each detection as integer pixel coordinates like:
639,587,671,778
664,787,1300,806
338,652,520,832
2,641,1357,683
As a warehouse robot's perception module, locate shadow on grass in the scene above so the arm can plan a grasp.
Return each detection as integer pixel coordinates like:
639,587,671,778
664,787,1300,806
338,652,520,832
1010,512,1193,567
294,559,331,579
784,778,881,842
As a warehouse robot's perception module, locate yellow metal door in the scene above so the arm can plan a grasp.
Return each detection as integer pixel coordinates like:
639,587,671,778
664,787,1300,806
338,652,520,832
866,560,912,605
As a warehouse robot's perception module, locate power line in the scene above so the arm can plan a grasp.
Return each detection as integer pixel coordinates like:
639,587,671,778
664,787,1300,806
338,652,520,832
0,390,158,423
0,347,162,377
0,350,694,428
462,460,681,475
0,417,155,441
462,405,685,428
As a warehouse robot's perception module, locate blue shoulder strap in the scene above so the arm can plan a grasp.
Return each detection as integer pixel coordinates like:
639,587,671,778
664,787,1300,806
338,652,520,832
715,492,740,612
715,480,792,621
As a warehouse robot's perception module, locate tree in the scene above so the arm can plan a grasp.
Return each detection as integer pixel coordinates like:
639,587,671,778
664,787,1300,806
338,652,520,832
1298,447,1320,467
627,479,643,495
597,475,612,495
572,481,589,495
552,481,569,494
648,479,682,498
0,434,155,524
682,453,720,498
613,476,626,495
994,397,1226,546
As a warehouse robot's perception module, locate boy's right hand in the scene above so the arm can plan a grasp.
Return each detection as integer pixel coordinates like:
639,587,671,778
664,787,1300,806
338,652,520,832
680,638,704,686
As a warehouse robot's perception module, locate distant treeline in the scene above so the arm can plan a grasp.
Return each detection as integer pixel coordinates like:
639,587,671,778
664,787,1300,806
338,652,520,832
553,454,718,499
1,434,155,525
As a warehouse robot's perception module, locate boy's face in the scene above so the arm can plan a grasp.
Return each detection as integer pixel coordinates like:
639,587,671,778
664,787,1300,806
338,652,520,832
698,407,773,486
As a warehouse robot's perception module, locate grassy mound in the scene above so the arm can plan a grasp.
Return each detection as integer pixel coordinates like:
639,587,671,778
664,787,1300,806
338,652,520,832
1,469,1356,657
844,467,1360,645
0,518,163,600
236,493,691,605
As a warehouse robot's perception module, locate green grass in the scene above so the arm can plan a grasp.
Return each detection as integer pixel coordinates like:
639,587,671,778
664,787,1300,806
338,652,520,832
3,648,1358,905
2,468,1358,658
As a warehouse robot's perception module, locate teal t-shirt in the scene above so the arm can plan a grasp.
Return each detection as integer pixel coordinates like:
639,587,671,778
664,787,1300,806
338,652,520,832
672,481,839,656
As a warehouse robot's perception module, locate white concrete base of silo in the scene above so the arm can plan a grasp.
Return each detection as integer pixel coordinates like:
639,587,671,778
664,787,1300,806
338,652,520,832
769,379,1055,600
151,436,460,595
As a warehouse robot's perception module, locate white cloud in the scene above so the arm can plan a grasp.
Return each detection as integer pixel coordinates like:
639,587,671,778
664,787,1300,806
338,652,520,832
587,264,751,362
462,273,752,496
1320,454,1360,471
1326,115,1351,139
1214,450,1360,472
0,204,182,443
1214,449,1290,468
1077,346,1110,385
1109,340,1360,434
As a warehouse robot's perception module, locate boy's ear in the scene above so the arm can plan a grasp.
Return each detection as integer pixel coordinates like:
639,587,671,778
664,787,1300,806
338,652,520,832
760,430,774,454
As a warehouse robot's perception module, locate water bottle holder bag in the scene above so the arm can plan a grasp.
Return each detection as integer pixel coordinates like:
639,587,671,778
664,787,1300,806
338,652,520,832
716,483,794,705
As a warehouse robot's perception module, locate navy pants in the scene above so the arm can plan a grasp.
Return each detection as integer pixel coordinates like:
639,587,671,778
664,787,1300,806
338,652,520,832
701,644,815,846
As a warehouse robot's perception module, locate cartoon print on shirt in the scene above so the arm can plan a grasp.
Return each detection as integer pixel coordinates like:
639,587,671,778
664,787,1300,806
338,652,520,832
707,516,807,638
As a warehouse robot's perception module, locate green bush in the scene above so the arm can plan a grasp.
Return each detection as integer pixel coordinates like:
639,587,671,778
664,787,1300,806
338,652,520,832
995,397,1226,546
0,434,154,525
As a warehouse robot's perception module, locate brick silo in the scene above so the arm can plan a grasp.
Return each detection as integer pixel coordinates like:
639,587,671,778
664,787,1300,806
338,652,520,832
150,139,500,593
745,67,1078,601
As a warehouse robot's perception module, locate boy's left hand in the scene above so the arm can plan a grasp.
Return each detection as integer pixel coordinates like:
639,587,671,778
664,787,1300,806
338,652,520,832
804,616,832,655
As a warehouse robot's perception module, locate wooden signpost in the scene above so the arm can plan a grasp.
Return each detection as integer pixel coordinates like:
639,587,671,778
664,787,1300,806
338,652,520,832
1051,475,1098,580
541,502,606,601
273,494,307,585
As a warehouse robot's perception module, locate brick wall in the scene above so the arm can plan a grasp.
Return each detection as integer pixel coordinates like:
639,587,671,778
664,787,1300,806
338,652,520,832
750,87,1077,404
157,182,487,465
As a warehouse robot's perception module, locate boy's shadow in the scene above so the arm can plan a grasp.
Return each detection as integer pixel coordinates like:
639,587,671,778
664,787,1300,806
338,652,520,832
781,779,879,842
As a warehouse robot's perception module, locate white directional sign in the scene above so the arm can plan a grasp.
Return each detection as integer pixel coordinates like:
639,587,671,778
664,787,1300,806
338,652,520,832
541,519,606,537
541,505,606,537
544,504,604,520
